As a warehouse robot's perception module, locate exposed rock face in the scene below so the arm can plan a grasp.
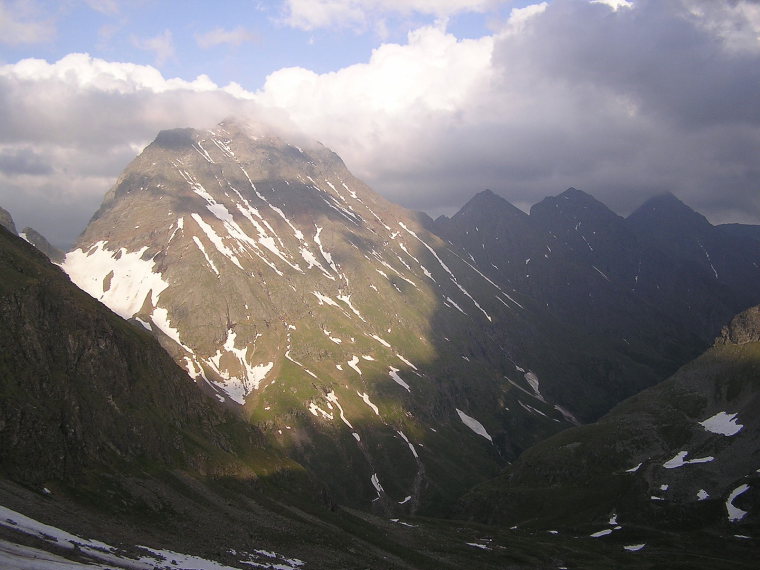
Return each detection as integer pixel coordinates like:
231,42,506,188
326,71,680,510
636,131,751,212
0,206,17,235
20,226,65,262
717,305,760,346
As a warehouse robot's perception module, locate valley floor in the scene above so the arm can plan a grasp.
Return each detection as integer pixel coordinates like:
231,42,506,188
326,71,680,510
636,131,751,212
0,478,755,570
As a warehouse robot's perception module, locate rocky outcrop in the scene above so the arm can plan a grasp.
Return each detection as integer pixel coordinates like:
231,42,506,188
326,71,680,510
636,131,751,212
0,206,17,235
20,226,64,262
716,305,760,346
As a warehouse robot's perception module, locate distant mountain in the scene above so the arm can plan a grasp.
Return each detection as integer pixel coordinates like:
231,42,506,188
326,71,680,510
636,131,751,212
434,188,760,395
0,205,17,234
460,304,760,539
627,193,760,322
19,225,64,262
719,223,760,243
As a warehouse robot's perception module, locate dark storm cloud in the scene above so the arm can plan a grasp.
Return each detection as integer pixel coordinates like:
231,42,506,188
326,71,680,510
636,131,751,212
363,0,760,224
0,147,52,175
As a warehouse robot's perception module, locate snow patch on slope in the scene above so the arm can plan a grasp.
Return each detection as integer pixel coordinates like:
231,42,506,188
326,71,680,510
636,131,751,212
62,241,169,319
456,409,493,443
700,411,743,436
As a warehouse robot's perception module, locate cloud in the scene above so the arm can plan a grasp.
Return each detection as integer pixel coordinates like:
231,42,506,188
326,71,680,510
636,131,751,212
0,0,55,45
1,0,760,247
280,0,505,31
0,147,53,175
0,53,262,247
196,26,258,49
132,29,175,66
257,0,760,224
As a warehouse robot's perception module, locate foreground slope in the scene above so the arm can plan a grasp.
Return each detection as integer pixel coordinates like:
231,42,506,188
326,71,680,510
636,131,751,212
461,306,760,542
62,120,657,511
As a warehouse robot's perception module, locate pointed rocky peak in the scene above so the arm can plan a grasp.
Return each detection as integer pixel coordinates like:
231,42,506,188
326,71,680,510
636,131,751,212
530,187,621,225
433,189,541,267
152,127,196,151
626,192,712,233
0,206,17,235
452,190,528,224
20,226,64,263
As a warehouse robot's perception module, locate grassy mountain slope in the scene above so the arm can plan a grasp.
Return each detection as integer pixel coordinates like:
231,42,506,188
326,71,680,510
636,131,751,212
460,306,760,543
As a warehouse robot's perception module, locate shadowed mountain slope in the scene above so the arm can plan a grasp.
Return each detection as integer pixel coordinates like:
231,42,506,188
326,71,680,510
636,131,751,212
460,305,760,542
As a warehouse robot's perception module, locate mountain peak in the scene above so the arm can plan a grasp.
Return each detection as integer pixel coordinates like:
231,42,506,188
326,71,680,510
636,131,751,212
20,226,64,263
455,189,527,221
530,187,620,224
0,206,17,235
627,192,712,231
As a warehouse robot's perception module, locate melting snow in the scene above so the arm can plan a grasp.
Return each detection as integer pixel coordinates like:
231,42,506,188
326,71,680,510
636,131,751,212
697,489,710,501
590,529,613,538
456,409,493,443
399,222,492,322
151,307,193,353
396,354,418,370
371,473,384,496
624,544,646,552
348,356,362,375
326,391,353,428
204,329,273,404
62,241,169,319
370,334,391,348
308,401,334,420
358,392,380,415
625,462,643,473
313,291,341,308
300,246,333,278
663,451,715,469
191,214,244,270
700,411,743,436
193,235,220,275
523,371,544,401
397,430,419,458
314,226,339,274
389,367,411,392
726,484,750,522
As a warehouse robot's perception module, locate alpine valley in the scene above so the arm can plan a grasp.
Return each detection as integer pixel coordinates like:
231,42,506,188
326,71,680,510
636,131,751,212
1,119,758,569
